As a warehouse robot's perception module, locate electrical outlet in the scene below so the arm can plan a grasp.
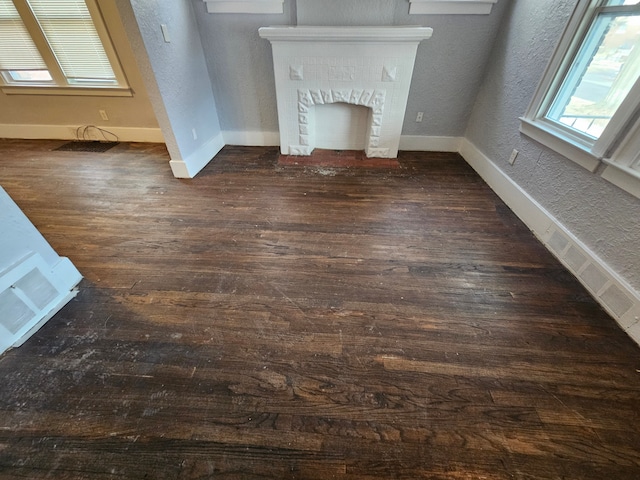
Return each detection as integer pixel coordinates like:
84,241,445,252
416,112,424,123
508,149,519,165
99,110,108,121
192,128,198,140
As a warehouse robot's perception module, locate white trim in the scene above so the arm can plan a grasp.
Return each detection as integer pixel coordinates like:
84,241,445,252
519,0,640,189
409,0,498,15
399,135,462,152
0,0,130,92
258,26,433,43
521,1,594,122
169,132,225,178
601,163,640,199
592,77,640,158
601,116,640,199
459,138,640,346
223,130,280,146
0,123,164,143
1,86,133,97
519,118,601,172
10,288,78,349
459,139,553,234
202,0,283,14
50,257,83,291
12,257,82,348
220,132,463,152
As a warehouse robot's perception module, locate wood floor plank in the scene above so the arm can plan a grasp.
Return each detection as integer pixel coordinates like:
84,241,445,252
0,141,639,479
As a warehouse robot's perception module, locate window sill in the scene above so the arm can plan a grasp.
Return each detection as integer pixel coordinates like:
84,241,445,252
202,0,283,14
601,161,640,199
1,85,133,97
409,0,498,15
519,117,601,172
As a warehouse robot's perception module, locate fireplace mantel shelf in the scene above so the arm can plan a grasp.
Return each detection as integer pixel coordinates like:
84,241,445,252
258,26,433,43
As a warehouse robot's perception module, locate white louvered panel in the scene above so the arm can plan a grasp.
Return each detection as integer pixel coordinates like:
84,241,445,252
0,252,67,352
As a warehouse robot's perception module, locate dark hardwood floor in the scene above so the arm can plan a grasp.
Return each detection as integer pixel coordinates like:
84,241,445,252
0,139,639,479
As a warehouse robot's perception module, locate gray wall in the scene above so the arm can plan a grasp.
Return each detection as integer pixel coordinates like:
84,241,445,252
193,0,507,137
465,0,640,291
128,0,222,162
192,0,295,135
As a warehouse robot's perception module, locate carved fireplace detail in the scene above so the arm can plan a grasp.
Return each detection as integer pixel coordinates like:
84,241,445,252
259,26,433,158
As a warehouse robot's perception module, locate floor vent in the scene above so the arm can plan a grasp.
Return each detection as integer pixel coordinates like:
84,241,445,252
0,253,77,353
54,141,119,153
543,226,636,324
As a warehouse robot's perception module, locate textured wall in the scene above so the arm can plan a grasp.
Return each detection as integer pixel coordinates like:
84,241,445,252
397,1,508,136
465,0,640,291
193,0,507,136
297,0,396,25
193,0,295,134
129,0,221,161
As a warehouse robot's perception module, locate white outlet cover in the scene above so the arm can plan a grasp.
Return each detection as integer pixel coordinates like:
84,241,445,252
161,24,171,43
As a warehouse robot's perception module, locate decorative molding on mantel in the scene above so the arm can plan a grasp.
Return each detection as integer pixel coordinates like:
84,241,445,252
258,26,434,43
409,0,498,15
202,0,283,14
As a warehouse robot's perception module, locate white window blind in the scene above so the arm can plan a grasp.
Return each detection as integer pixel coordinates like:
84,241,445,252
0,0,128,93
27,0,115,83
0,0,46,71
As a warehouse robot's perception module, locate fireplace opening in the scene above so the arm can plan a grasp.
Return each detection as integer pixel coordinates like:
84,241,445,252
314,103,371,151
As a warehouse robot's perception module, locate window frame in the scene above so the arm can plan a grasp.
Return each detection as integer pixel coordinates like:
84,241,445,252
0,0,131,96
520,0,640,199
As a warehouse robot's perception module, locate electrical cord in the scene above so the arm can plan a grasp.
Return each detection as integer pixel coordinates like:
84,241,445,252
74,125,119,143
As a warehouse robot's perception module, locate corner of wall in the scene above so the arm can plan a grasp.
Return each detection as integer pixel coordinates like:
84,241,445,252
169,132,225,178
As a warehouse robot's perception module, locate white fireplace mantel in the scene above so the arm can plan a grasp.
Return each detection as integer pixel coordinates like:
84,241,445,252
259,26,432,158
258,26,433,43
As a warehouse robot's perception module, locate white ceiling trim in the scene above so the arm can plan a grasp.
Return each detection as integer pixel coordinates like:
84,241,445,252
409,0,498,15
202,0,283,14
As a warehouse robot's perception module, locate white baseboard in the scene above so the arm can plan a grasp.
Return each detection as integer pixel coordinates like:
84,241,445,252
459,138,640,346
400,135,462,152
223,130,280,146
50,257,83,291
220,132,463,153
0,124,164,143
169,132,225,179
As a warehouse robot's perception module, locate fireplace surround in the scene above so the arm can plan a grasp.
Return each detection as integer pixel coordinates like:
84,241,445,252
259,26,433,158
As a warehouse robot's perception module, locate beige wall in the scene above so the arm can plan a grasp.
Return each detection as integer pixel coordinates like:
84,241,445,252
0,0,160,142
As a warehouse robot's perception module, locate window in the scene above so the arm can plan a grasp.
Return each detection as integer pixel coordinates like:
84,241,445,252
521,0,640,197
0,0,129,95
